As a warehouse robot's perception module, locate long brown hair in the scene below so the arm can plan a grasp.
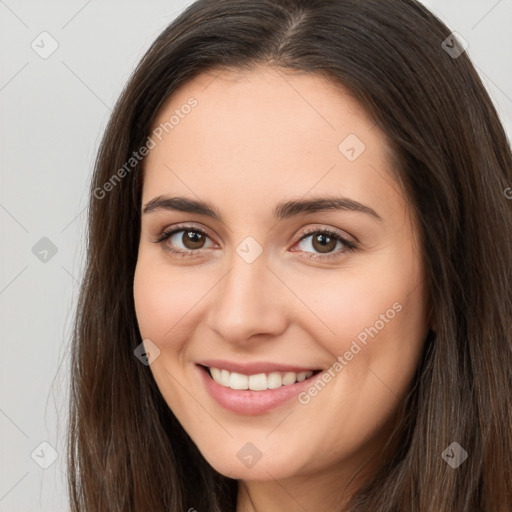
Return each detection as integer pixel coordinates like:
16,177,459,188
68,0,512,510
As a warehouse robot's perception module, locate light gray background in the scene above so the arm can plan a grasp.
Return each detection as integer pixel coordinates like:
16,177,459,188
1,1,511,510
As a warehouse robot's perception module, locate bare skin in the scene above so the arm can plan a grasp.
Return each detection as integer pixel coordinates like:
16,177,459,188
133,65,429,512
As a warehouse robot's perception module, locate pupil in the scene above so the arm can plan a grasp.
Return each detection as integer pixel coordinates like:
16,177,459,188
184,231,205,249
313,233,336,254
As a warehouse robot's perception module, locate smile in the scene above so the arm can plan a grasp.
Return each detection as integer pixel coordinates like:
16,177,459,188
208,367,316,390
196,362,323,415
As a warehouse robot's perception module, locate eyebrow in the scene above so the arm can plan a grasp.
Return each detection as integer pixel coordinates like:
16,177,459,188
142,195,382,221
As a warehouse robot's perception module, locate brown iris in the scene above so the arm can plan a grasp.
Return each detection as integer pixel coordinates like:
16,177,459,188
182,230,206,250
311,233,337,254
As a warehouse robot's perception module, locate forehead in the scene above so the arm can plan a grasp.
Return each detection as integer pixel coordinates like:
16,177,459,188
150,65,380,153
142,65,403,221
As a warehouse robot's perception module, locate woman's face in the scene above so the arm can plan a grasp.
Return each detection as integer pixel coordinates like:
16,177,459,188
133,66,429,483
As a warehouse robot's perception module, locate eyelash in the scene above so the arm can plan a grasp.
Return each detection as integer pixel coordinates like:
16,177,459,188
153,224,358,261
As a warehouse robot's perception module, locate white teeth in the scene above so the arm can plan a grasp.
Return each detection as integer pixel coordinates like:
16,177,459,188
296,372,308,382
220,369,230,387
282,372,297,385
267,372,283,389
208,367,314,390
249,373,267,391
229,372,248,390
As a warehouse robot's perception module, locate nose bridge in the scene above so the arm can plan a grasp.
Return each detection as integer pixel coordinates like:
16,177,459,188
206,247,286,343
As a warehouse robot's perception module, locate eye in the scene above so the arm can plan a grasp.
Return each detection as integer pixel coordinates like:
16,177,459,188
154,224,358,261
292,228,358,260
154,225,215,257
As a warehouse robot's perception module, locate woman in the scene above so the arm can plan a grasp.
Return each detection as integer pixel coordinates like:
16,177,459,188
68,0,512,510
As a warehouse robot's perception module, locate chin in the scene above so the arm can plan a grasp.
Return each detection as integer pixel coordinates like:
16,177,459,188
194,438,311,481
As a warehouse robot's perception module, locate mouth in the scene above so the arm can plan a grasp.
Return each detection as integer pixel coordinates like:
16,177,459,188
196,362,323,415
200,364,322,391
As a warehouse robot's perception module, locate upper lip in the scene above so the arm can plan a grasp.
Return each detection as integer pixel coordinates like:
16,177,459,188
197,359,321,375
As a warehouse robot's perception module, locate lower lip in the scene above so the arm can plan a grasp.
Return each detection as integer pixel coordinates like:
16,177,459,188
197,365,319,416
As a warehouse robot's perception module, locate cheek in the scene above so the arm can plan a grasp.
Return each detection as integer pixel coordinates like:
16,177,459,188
285,267,426,461
292,250,427,395
305,241,426,347
133,257,203,348
293,269,411,349
133,258,199,410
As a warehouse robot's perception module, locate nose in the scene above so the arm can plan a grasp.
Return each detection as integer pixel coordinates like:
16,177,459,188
206,251,288,345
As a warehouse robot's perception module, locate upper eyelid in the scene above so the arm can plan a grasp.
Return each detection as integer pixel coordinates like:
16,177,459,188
297,226,354,242
162,223,216,241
